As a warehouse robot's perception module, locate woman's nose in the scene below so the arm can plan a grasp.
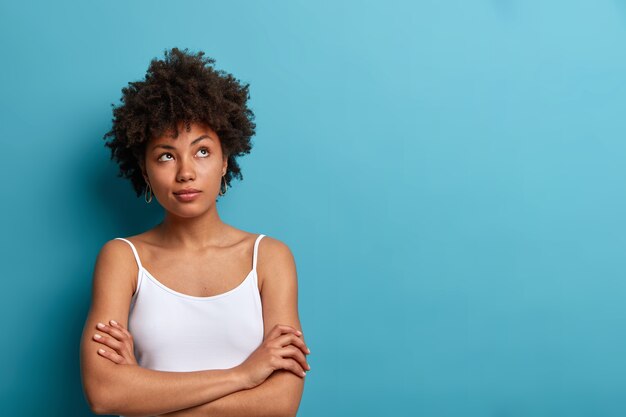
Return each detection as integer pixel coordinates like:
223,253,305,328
176,157,195,181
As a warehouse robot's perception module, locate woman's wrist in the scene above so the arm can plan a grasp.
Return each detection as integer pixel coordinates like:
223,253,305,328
229,365,253,390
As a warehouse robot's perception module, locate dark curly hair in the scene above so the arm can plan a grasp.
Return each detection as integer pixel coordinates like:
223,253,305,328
103,47,256,198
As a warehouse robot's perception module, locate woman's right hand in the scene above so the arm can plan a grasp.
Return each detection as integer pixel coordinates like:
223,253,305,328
234,324,311,389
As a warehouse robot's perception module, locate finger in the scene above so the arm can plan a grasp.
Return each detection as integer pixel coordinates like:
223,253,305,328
278,357,307,378
96,322,128,342
280,345,310,372
93,333,125,353
110,319,123,328
275,324,303,336
109,319,130,336
274,333,310,355
109,320,133,339
268,324,302,341
269,324,302,340
97,348,124,364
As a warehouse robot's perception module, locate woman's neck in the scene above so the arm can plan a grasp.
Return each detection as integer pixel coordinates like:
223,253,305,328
155,207,231,249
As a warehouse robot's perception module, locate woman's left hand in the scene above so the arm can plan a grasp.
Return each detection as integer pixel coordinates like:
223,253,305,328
92,320,138,366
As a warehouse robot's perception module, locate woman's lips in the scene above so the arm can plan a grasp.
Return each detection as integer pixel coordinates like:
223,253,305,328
174,191,201,202
174,188,201,194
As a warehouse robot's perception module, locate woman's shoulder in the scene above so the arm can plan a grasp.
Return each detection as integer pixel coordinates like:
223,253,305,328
94,237,143,295
257,234,292,255
224,229,296,289
255,234,296,275
230,229,292,259
99,234,142,254
254,234,297,297
101,232,154,268
103,235,146,260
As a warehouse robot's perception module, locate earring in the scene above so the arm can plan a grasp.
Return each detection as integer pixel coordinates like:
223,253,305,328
219,174,228,196
145,182,153,203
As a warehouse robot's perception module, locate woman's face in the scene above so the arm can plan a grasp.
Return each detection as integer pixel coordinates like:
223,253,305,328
140,122,227,217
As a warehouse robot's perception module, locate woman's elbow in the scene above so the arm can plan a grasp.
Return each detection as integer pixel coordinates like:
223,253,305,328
81,346,123,414
83,384,112,415
82,377,117,415
81,362,118,415
282,379,305,417
283,400,301,417
90,401,110,416
283,406,298,417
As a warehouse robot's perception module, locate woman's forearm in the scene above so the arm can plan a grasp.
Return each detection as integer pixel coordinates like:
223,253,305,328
90,363,247,416
157,370,305,417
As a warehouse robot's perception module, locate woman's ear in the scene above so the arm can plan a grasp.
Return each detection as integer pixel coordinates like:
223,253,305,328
138,159,149,183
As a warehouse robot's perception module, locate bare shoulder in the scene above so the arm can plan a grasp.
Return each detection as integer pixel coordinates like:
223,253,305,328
258,235,296,265
92,238,140,301
99,236,137,256
257,235,297,292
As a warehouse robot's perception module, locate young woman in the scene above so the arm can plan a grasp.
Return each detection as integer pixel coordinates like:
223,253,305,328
79,47,310,417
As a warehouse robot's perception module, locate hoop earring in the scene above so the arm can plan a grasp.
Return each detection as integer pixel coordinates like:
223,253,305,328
145,182,153,203
219,175,228,196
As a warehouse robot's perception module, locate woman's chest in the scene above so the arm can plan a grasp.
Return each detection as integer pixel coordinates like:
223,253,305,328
141,249,257,298
127,272,264,371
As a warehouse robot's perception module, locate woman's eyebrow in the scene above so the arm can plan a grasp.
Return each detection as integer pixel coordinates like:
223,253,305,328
152,135,213,151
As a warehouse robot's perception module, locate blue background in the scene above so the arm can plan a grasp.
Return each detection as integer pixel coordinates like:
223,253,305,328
1,0,625,416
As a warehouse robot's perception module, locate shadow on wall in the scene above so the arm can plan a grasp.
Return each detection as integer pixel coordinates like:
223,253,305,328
4,122,165,416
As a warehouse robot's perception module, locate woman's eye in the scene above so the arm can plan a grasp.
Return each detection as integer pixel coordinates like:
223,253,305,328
197,148,210,157
157,153,173,162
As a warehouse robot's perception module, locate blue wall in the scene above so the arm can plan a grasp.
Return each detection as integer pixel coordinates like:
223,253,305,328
1,1,625,416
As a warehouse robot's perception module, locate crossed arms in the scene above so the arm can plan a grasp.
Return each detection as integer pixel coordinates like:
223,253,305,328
80,237,308,416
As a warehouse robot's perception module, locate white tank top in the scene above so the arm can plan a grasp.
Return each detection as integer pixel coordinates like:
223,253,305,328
114,234,265,373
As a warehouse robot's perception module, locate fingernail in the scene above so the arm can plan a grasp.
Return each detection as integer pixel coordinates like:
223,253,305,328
98,349,105,354
97,323,105,329
94,334,101,339
296,330,302,336
110,320,118,326
307,348,311,354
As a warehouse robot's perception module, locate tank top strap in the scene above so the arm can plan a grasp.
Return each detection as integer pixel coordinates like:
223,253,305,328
115,237,144,271
253,234,266,272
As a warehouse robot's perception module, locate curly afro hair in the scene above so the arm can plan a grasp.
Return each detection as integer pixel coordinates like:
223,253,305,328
103,47,256,198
